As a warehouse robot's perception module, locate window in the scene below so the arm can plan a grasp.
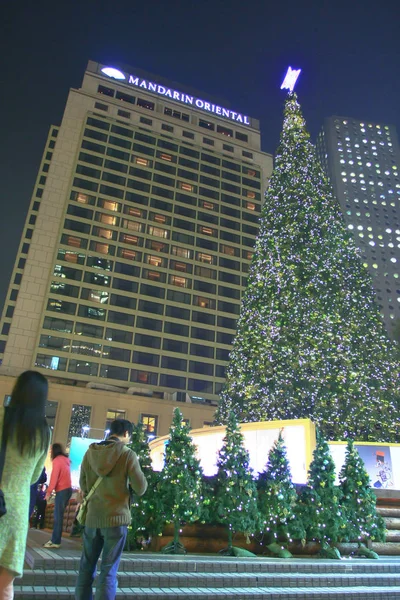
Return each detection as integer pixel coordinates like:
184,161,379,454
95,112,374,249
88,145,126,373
100,365,129,381
137,98,154,111
167,289,191,305
203,138,214,146
75,322,104,339
183,131,194,139
223,144,234,152
198,225,217,237
193,296,215,309
195,265,216,279
98,85,114,97
159,374,186,390
130,370,158,385
148,226,169,238
105,328,133,344
105,409,126,433
164,321,189,337
135,333,161,349
116,90,135,104
166,305,190,320
199,119,214,131
140,116,152,126
161,356,187,371
140,414,158,435
189,361,213,375
118,109,131,119
162,124,174,133
190,343,214,358
177,181,194,192
163,339,189,353
169,275,191,288
236,132,248,142
217,125,233,137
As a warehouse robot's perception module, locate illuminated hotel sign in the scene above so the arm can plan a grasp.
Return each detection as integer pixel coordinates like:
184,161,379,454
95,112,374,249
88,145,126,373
100,66,251,126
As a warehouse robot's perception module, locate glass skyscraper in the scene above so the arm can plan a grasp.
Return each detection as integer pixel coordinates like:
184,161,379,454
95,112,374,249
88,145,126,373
316,116,400,338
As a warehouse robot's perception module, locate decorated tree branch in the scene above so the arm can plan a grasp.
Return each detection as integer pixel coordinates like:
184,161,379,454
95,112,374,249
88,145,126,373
339,439,386,558
213,412,259,556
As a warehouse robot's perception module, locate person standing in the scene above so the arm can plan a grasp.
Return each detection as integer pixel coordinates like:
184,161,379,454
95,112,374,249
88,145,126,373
29,466,47,522
43,443,72,549
33,483,47,530
0,371,50,600
75,419,147,600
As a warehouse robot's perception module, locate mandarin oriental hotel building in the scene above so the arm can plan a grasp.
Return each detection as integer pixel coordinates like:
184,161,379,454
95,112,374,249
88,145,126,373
0,61,273,443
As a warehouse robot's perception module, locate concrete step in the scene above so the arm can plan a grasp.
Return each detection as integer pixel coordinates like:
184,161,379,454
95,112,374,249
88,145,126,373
385,518,400,530
13,584,400,599
19,569,400,589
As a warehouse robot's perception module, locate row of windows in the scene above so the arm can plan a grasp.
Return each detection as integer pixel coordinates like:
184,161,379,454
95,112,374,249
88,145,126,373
36,352,223,394
84,120,258,176
97,85,251,146
39,333,230,374
78,143,260,183
63,218,257,251
47,280,241,316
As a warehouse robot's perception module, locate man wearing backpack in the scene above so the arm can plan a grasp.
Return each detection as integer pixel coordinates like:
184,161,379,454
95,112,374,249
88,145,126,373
75,419,147,600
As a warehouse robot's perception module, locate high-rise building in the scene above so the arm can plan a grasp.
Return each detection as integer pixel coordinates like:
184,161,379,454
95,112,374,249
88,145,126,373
316,116,400,337
0,61,272,441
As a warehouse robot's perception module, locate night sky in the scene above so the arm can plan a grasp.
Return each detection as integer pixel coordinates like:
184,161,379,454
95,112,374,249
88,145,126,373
0,0,399,314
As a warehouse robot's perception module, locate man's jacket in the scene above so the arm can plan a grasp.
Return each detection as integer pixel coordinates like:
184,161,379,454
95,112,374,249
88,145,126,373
79,437,147,528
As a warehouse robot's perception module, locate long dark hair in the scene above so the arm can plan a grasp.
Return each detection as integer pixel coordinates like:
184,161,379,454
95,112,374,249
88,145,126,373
2,370,50,456
51,443,68,460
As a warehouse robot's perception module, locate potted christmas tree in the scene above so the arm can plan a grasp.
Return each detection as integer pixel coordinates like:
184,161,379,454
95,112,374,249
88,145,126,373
298,432,346,558
213,412,258,556
257,431,303,557
339,439,386,558
159,408,204,554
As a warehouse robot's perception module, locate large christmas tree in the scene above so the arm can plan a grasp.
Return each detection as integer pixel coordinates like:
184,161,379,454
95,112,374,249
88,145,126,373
216,91,399,442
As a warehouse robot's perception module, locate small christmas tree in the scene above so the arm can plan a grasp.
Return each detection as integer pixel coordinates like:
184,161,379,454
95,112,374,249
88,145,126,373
298,432,346,558
127,422,163,549
213,412,259,556
159,408,204,554
257,431,302,558
339,439,386,558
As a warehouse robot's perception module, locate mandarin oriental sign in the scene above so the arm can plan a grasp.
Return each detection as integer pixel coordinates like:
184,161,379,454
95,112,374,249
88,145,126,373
100,66,251,126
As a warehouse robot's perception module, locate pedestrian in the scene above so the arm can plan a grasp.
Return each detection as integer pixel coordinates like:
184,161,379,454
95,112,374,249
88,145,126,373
0,370,50,600
43,443,72,549
75,419,147,600
29,467,47,522
33,483,47,530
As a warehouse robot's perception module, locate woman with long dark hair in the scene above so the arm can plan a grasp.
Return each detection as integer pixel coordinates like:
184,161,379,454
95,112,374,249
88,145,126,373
0,370,50,599
43,443,72,549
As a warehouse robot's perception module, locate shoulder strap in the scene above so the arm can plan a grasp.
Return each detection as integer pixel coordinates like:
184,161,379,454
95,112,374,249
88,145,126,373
84,475,103,502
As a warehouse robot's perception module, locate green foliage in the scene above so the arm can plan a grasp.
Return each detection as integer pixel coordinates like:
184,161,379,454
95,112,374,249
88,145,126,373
213,412,259,548
160,408,204,537
257,431,303,546
127,422,164,549
339,440,386,544
216,91,400,442
298,432,346,547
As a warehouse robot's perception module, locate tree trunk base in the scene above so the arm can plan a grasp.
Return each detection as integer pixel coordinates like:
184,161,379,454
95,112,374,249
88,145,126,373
161,540,187,554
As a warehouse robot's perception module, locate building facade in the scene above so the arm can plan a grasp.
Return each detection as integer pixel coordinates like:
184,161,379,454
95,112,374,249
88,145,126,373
0,61,272,443
316,116,400,338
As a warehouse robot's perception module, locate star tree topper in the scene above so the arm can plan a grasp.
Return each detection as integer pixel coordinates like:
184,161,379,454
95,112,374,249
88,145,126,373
281,66,301,92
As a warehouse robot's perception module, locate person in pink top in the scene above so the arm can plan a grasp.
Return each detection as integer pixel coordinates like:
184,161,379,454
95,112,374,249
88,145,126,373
43,443,72,548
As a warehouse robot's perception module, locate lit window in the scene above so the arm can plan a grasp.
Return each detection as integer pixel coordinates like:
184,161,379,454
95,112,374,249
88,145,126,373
178,182,194,192
245,202,256,211
246,190,256,199
93,242,110,254
102,200,119,212
140,414,158,435
147,270,161,281
147,255,162,267
134,157,150,167
197,252,213,264
121,234,139,245
171,246,192,258
120,249,137,260
200,226,215,236
122,219,142,232
100,214,117,226
160,153,172,161
77,193,90,204
154,214,167,224
202,201,216,210
170,275,189,288
125,207,143,218
97,228,114,239
148,226,169,238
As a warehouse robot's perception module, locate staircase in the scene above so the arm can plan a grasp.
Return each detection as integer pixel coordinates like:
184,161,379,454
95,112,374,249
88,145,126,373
14,530,400,599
